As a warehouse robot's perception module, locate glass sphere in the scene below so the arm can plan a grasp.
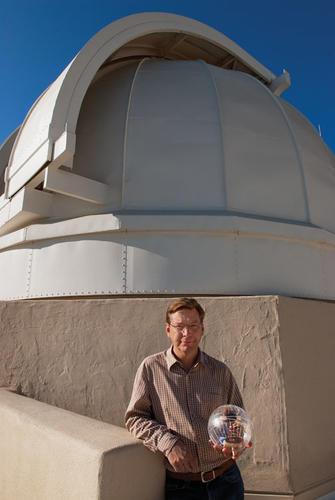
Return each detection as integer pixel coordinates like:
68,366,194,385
208,405,252,451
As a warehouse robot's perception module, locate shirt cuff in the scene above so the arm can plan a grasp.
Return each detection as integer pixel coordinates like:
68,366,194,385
157,433,180,456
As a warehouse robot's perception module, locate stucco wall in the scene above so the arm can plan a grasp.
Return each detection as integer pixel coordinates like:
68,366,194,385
0,296,334,497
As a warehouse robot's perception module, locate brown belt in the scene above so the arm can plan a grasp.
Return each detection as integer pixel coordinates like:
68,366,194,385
166,459,234,483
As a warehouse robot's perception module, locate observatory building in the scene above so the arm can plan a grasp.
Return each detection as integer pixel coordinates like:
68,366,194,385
0,13,334,500
0,14,335,300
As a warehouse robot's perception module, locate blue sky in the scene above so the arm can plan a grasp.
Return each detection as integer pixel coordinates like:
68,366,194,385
1,0,334,152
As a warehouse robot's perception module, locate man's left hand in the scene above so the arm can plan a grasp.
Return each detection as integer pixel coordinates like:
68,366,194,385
209,440,252,460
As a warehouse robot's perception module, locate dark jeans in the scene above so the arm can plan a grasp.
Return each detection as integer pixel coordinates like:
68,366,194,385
165,463,244,500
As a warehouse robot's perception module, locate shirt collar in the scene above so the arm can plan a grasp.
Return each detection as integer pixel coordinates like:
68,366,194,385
166,345,208,370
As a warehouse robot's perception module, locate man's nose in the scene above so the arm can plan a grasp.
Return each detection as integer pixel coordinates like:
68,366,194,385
182,326,192,334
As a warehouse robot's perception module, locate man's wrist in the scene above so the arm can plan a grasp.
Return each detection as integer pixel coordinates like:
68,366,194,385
158,434,180,456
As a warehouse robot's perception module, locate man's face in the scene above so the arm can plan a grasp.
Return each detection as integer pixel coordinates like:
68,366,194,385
166,308,204,356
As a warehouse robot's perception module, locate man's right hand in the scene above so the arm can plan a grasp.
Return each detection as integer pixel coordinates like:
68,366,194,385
167,441,198,472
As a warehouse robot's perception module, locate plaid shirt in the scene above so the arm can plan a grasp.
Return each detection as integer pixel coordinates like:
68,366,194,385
125,346,244,472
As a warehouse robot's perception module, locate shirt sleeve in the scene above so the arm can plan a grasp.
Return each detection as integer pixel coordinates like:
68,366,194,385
125,360,179,456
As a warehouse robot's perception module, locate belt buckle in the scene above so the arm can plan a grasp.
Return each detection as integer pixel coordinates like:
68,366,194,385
201,470,216,483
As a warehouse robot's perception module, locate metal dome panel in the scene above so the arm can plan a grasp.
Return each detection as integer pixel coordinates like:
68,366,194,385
123,59,225,209
211,68,308,221
280,99,335,233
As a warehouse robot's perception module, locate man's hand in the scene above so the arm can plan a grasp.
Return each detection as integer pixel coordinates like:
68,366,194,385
209,440,252,460
167,440,199,472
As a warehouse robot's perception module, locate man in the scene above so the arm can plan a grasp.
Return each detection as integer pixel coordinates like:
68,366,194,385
125,298,250,499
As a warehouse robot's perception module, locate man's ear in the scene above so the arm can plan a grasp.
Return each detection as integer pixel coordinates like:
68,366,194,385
165,322,171,339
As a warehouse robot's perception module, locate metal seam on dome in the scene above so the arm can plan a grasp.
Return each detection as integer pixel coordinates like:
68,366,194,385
320,246,328,299
25,246,33,299
273,98,311,224
200,61,227,209
246,74,311,224
233,232,240,293
121,57,148,209
1,224,335,252
121,243,128,294
281,99,334,162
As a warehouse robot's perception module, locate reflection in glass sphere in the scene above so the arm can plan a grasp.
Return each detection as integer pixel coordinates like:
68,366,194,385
208,405,253,453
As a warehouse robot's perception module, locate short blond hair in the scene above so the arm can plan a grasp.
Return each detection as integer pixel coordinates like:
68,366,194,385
166,298,205,324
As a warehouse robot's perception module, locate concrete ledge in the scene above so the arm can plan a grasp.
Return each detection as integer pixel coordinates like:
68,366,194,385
245,481,335,500
0,389,165,500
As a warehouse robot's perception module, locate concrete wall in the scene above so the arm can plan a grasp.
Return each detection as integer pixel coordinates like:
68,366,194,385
0,296,334,498
0,388,165,500
278,297,335,495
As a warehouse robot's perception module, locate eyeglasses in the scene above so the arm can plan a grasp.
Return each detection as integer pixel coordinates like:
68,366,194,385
169,323,202,333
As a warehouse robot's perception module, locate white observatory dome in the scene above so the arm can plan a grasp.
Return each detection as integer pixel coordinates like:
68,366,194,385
0,13,334,300
72,58,335,231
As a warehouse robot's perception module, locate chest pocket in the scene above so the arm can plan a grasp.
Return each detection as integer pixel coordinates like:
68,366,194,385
194,390,223,420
